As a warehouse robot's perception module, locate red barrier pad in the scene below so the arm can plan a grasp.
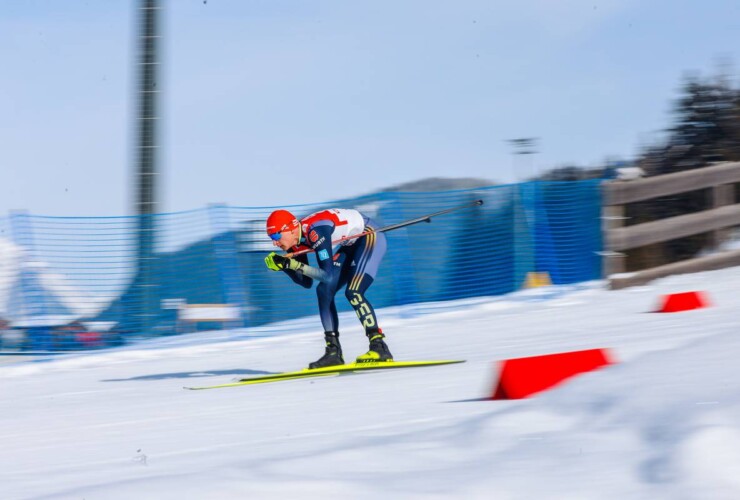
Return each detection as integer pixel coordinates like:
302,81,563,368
657,291,709,313
491,348,613,400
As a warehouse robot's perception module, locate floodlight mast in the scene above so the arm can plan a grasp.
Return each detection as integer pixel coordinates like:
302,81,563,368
133,0,162,334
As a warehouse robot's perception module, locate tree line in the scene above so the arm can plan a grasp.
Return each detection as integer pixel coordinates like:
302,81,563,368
538,70,740,270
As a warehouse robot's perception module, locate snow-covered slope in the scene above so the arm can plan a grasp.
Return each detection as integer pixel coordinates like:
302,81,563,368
0,237,102,324
1,269,739,499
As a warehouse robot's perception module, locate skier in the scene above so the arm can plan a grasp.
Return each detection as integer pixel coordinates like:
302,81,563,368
264,208,393,369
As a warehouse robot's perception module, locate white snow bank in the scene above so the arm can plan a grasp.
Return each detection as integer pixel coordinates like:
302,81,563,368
1,267,739,499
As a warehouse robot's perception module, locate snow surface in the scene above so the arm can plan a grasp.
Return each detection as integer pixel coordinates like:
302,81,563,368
2,268,740,499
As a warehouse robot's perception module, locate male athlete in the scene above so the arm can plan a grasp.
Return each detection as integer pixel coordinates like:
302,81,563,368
264,208,392,369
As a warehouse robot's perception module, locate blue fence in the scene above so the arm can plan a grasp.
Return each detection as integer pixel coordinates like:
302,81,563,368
0,181,603,352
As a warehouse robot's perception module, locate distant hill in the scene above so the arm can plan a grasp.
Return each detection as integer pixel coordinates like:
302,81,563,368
381,177,496,192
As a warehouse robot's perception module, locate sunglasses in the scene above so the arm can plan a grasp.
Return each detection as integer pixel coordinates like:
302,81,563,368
269,231,283,241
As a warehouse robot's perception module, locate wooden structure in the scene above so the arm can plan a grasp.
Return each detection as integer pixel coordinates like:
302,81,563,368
602,161,740,289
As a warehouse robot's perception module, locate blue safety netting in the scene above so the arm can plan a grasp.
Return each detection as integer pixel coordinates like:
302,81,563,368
0,181,603,352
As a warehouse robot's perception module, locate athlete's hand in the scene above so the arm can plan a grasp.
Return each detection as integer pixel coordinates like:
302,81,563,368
265,252,304,272
264,252,289,271
286,258,304,272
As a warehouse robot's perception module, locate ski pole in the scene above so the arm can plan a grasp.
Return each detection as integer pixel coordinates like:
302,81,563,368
286,199,484,258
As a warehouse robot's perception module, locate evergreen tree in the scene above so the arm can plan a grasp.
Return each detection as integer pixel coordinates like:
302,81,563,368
628,71,740,269
668,74,740,167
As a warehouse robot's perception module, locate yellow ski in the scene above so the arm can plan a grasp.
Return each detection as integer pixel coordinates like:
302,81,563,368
184,360,465,390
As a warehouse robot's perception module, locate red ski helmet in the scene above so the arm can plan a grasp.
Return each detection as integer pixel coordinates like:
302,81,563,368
266,209,299,240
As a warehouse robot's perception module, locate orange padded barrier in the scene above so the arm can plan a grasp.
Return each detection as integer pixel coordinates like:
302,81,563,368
491,348,613,400
656,291,709,313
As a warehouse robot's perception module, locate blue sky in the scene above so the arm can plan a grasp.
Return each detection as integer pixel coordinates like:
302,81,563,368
1,0,739,216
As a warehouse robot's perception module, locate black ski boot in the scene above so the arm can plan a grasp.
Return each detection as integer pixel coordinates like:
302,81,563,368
356,330,393,363
308,332,345,369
